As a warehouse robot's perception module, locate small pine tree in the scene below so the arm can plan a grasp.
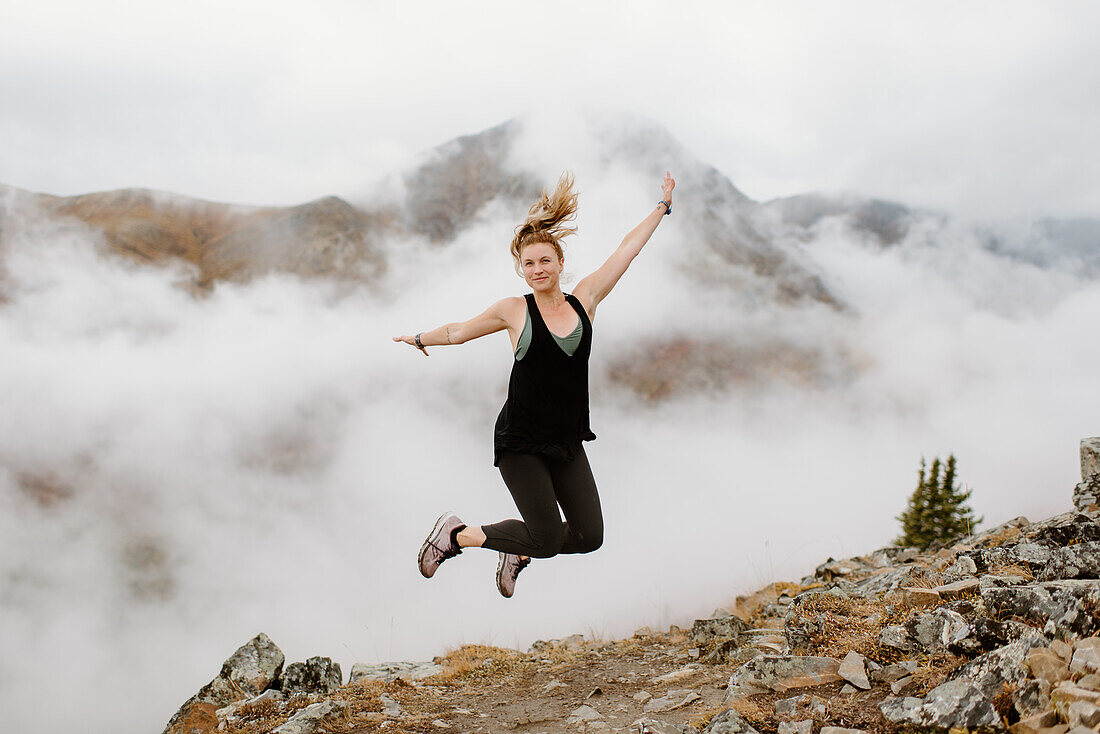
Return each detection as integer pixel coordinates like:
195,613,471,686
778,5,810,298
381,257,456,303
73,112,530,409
895,454,982,549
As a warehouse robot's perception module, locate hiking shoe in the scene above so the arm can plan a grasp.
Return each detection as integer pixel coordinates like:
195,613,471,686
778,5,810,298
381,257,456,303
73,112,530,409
418,512,464,578
496,552,531,598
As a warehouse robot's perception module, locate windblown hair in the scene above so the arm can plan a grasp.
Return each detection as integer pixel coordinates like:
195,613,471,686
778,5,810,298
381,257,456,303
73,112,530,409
510,171,579,271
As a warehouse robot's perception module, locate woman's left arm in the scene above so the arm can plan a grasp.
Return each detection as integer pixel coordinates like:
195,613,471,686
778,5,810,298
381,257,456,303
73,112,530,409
574,171,675,315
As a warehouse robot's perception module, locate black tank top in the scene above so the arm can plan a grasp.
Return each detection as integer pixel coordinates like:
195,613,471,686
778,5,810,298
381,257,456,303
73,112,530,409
493,293,597,465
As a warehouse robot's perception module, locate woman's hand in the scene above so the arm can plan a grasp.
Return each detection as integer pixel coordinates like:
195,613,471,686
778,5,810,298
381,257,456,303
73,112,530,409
661,170,676,204
393,334,429,356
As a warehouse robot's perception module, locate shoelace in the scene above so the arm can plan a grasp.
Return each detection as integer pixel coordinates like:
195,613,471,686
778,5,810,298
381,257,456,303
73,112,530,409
511,557,530,581
429,540,462,560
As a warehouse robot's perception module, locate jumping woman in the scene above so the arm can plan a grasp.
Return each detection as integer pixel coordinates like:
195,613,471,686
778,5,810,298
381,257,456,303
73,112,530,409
394,170,675,597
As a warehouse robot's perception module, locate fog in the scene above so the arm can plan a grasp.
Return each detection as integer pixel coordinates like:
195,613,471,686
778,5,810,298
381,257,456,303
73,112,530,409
2,146,1099,733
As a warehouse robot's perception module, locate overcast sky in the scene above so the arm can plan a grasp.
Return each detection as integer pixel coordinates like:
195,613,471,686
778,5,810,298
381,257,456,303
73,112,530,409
2,0,1098,219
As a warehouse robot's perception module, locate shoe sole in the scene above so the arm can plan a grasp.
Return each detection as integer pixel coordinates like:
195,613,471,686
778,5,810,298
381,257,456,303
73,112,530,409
418,512,455,579
495,552,512,597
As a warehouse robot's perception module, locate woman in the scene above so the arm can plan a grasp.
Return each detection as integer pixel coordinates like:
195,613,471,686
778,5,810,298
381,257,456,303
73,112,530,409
394,170,675,598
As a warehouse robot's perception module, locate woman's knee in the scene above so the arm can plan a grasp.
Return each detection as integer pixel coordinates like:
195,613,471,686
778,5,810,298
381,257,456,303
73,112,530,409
527,524,566,558
577,529,603,554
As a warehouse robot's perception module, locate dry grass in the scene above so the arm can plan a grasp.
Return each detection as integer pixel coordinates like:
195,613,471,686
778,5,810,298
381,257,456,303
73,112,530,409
978,525,1025,548
989,563,1035,581
435,644,524,681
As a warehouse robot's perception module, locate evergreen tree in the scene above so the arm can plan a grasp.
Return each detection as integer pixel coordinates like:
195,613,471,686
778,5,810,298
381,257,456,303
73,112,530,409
895,454,982,548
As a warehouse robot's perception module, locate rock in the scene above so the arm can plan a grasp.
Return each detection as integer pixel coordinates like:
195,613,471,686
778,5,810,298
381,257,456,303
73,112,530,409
879,679,1000,728
700,708,762,733
837,651,870,690
954,632,1051,701
1028,512,1100,547
981,574,1032,591
1067,701,1100,728
814,558,864,580
692,614,747,645
777,721,812,734
871,660,918,684
902,587,941,606
272,700,347,734
879,625,914,651
890,676,918,695
348,661,442,682
1071,637,1100,674
379,693,401,717
1053,639,1075,660
981,580,1100,639
216,689,285,725
431,720,451,728
544,679,568,693
651,666,701,684
725,655,840,700
1014,678,1052,718
944,555,979,582
1038,542,1100,581
644,689,701,713
906,607,971,652
280,656,341,695
567,705,604,723
1052,682,1100,708
839,683,858,694
934,577,981,598
633,691,653,704
164,701,217,734
635,719,687,734
163,633,285,734
1029,648,1072,683
819,728,869,734
1080,438,1100,483
773,693,827,720
1011,709,1058,733
1078,674,1100,691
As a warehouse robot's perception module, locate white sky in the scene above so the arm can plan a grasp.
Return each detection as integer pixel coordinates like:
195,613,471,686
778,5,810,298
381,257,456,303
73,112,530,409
2,0,1099,219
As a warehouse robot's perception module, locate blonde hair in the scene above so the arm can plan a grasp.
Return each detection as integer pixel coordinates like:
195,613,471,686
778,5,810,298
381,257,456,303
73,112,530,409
510,171,579,272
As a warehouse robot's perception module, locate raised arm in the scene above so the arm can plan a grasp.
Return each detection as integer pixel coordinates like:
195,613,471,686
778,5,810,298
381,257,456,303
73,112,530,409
393,297,522,356
574,171,675,315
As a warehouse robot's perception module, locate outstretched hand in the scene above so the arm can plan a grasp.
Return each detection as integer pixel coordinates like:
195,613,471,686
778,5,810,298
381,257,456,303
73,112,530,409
661,171,676,203
393,335,429,356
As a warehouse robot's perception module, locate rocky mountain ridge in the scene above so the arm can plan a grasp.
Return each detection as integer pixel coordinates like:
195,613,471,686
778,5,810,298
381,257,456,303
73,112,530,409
163,438,1100,734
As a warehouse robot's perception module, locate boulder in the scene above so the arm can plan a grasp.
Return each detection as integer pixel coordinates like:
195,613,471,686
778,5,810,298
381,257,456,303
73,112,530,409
878,625,914,651
934,577,981,598
837,651,870,690
906,607,971,652
280,656,342,695
163,633,285,734
981,580,1100,639
902,587,941,607
725,656,840,700
1037,542,1100,581
1028,648,1071,684
943,555,979,583
348,660,442,682
953,632,1050,701
774,693,828,720
643,689,701,713
777,721,812,734
1083,438,1100,482
636,719,688,734
1014,678,1053,718
272,700,347,734
879,679,999,728
692,614,747,646
701,708,762,733
871,660,917,685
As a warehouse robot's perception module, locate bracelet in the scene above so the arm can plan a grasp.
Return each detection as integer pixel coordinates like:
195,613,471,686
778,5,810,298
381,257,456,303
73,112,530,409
414,333,424,349
659,200,672,215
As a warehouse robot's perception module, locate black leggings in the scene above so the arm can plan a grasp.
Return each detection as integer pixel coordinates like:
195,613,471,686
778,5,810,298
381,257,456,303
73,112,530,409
480,447,604,558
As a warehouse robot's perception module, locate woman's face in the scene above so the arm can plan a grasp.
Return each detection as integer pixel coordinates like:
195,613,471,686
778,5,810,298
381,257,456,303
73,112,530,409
519,242,563,293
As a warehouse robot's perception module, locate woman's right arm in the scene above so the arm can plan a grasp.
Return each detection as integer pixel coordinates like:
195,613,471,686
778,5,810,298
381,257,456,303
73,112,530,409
393,297,522,356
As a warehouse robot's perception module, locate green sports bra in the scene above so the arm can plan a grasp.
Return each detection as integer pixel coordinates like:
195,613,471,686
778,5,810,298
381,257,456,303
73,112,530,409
515,301,583,359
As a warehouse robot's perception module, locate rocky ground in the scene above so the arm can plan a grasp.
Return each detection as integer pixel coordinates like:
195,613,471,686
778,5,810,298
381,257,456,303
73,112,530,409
165,439,1100,734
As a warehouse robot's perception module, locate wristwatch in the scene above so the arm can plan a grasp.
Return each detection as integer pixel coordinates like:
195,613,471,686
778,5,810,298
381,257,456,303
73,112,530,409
659,200,672,215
